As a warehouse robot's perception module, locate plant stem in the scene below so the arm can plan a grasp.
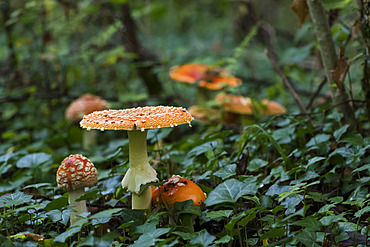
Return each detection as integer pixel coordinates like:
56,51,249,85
69,188,86,225
122,130,158,209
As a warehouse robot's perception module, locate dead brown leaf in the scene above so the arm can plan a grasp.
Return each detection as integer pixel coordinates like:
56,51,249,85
291,0,309,28
331,47,350,90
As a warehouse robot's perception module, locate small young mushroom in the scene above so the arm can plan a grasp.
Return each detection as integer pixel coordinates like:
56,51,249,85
170,64,241,103
215,93,286,125
65,94,110,150
151,175,207,208
79,106,193,209
56,154,98,225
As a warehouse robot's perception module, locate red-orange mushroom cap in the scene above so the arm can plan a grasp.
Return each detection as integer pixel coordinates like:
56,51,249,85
79,106,194,132
215,93,286,115
65,94,110,121
56,154,98,191
170,63,241,90
152,175,207,207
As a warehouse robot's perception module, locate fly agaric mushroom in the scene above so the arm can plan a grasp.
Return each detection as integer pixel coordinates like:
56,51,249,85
215,93,286,125
56,154,98,225
151,175,206,208
79,106,193,209
65,94,110,150
170,64,241,103
188,105,220,123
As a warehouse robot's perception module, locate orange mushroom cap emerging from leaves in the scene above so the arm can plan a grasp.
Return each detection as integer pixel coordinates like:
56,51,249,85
215,93,286,115
170,64,241,90
152,175,207,207
65,94,110,121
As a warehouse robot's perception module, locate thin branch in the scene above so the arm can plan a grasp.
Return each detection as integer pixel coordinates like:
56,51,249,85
265,49,312,122
306,77,327,110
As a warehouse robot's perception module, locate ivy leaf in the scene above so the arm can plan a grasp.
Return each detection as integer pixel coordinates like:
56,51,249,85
130,228,171,247
0,192,33,207
205,179,257,206
355,206,370,218
214,164,236,179
187,141,217,157
320,213,346,226
261,228,286,240
54,227,81,243
206,210,234,221
45,196,68,211
16,153,51,168
247,158,268,172
306,134,331,148
90,208,124,225
189,230,216,247
294,218,322,231
295,230,320,247
291,0,309,28
333,124,349,140
265,184,291,196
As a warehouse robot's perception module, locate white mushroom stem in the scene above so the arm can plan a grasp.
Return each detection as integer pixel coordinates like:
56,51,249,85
68,188,86,225
121,130,158,209
82,130,97,150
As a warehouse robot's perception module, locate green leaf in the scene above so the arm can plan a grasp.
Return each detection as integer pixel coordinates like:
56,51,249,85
0,192,33,207
45,196,68,211
187,141,217,157
90,208,124,225
261,228,286,240
130,228,170,247
281,195,302,214
295,230,320,247
247,158,268,172
334,125,349,140
54,227,81,242
136,221,157,234
225,211,246,231
307,157,326,167
214,164,236,179
294,218,322,231
23,183,52,189
338,222,359,232
306,134,331,147
205,210,233,220
120,210,147,230
205,179,257,206
0,152,15,163
265,184,291,196
320,213,345,226
352,164,370,173
214,235,232,244
340,133,365,146
173,200,202,216
46,209,62,223
189,230,216,247
16,152,51,168
355,206,370,218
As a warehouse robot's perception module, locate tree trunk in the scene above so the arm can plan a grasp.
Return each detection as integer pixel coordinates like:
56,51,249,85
355,0,370,120
119,3,163,96
306,0,356,128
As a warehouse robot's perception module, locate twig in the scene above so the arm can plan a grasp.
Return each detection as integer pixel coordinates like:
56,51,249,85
265,49,312,122
306,77,327,110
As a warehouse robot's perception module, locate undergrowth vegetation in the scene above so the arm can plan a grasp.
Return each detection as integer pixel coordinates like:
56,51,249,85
1,0,370,246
